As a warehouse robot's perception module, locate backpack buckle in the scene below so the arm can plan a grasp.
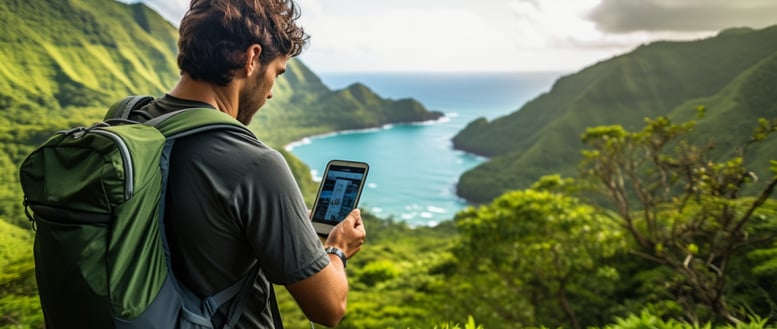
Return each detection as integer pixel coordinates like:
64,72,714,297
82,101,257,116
62,127,87,139
22,197,36,231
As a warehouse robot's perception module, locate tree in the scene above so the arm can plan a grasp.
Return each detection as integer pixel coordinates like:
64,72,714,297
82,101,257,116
579,115,777,324
451,189,624,329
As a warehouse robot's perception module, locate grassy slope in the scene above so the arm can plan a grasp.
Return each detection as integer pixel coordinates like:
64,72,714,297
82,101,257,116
669,49,777,177
454,25,777,203
0,0,179,125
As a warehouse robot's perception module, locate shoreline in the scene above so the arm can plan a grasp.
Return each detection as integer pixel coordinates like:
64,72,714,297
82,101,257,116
284,113,453,152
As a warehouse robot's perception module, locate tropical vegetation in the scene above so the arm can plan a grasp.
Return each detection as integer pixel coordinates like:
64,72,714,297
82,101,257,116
1,0,776,329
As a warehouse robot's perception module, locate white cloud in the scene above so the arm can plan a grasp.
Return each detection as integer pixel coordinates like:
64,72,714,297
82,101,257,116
296,3,521,72
507,0,601,48
120,0,777,73
292,0,611,72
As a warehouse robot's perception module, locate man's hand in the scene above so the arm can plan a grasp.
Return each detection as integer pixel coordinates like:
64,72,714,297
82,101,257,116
325,209,366,259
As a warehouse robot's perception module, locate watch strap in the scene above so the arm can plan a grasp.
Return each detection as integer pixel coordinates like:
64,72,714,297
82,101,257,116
325,246,347,269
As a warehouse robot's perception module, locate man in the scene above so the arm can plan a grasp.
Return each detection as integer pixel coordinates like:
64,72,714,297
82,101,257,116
133,0,366,327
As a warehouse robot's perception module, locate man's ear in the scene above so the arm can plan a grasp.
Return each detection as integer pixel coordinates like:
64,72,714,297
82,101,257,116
245,44,263,76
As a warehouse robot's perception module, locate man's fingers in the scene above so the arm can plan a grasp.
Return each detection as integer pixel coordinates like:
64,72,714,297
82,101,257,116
351,209,364,232
326,209,366,258
345,209,361,226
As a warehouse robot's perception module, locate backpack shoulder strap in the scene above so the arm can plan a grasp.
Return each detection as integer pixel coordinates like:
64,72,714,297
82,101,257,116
212,265,262,329
268,286,285,329
105,95,155,121
150,107,261,328
146,108,255,139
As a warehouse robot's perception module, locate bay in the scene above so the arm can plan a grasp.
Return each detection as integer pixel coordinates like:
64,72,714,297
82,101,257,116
287,71,562,226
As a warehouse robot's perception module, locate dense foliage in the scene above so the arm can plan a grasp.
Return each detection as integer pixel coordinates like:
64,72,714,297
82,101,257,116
454,25,777,203
578,115,777,324
449,189,625,328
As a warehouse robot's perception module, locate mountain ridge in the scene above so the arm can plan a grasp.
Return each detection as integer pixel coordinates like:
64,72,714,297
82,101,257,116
453,24,777,203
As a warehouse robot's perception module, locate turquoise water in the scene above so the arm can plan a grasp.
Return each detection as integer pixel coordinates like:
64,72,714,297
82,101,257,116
287,72,562,226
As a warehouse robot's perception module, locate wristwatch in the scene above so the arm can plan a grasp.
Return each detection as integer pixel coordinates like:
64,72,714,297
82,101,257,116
325,246,347,269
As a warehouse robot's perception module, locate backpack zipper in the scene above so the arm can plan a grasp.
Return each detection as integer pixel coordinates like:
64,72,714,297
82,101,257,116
91,129,134,201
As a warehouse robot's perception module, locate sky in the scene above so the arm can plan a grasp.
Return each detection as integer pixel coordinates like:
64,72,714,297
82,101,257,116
122,0,777,73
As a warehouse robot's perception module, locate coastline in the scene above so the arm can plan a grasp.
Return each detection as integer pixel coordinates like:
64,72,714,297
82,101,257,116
284,113,453,152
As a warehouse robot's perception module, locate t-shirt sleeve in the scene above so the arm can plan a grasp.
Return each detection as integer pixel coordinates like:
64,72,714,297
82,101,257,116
231,141,329,285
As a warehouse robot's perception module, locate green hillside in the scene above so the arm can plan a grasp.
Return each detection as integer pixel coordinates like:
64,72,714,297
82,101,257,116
254,81,443,146
0,0,178,112
453,25,777,203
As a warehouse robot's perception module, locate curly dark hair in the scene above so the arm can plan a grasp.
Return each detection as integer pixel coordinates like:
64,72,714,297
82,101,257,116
177,0,309,85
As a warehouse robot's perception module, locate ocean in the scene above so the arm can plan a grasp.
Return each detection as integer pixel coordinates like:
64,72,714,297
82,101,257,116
287,71,562,226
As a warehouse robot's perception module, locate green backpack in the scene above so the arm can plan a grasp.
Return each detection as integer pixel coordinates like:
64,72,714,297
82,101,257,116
19,96,261,329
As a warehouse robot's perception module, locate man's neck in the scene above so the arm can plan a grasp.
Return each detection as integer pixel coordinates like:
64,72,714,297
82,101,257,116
169,74,240,119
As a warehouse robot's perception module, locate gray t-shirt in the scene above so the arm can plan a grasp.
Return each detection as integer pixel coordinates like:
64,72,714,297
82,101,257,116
142,95,329,328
